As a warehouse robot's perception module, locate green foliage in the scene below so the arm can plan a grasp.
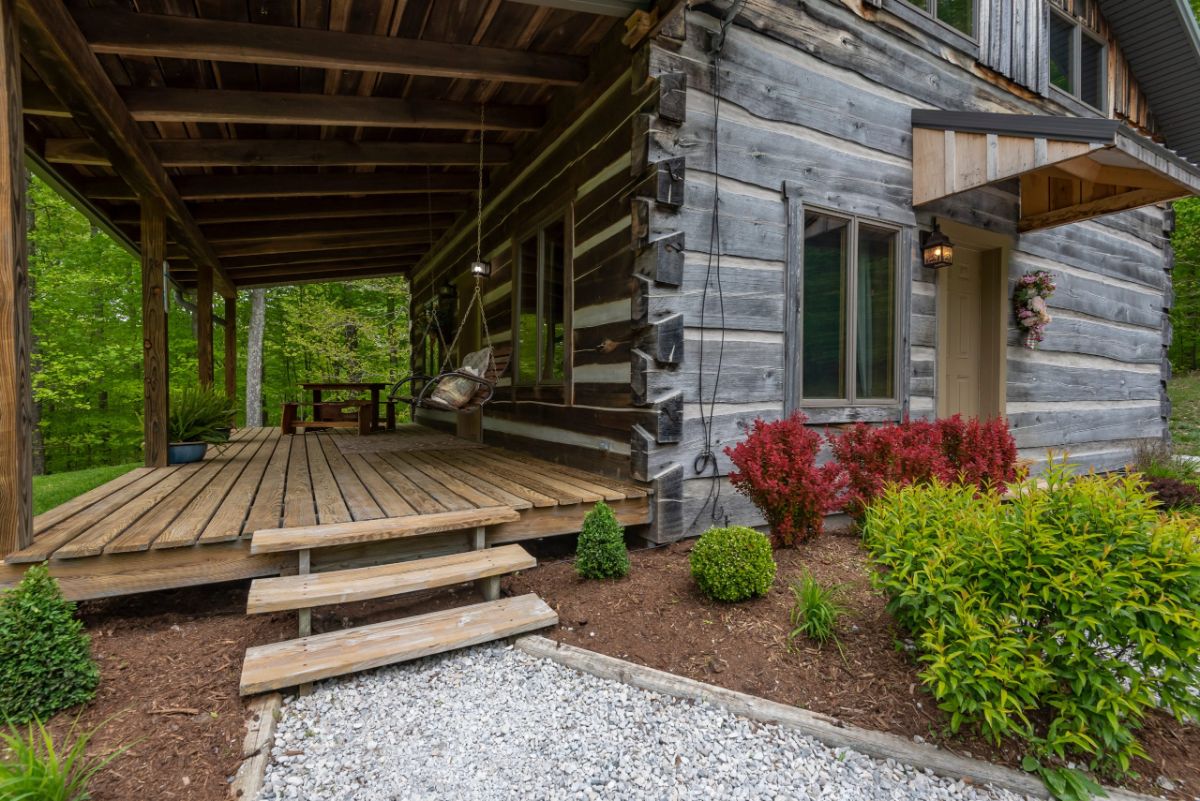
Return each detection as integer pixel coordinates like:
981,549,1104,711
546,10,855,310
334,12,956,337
863,460,1200,778
33,464,138,516
787,571,844,646
574,501,629,580
1130,439,1199,483
1022,757,1107,801
0,717,126,801
690,526,777,603
1169,197,1200,373
26,174,411,473
0,565,99,725
166,387,235,444
1168,373,1200,456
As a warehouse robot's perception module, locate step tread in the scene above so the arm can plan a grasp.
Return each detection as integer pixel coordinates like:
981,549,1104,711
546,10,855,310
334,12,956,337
239,593,557,695
250,506,521,554
246,544,536,614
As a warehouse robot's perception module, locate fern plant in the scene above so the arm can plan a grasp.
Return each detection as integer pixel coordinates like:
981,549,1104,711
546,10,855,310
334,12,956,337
167,387,235,444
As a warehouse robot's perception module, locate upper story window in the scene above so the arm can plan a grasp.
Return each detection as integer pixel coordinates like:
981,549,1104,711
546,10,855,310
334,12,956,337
800,211,899,404
903,0,975,37
1049,8,1106,111
515,218,566,386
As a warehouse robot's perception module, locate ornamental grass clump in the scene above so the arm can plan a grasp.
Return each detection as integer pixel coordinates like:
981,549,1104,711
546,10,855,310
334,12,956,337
574,501,630,579
0,565,99,725
787,571,844,647
725,412,846,546
863,459,1200,778
0,717,127,801
690,526,777,602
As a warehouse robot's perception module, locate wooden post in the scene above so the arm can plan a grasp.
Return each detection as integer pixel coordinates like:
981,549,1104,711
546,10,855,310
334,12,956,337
224,295,237,404
197,263,213,388
141,201,169,467
0,0,33,555
297,547,313,696
471,525,499,601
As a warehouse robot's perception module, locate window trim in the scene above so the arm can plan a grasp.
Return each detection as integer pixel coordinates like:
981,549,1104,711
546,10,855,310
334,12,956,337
512,214,569,389
882,0,980,51
787,202,904,409
1048,7,1108,114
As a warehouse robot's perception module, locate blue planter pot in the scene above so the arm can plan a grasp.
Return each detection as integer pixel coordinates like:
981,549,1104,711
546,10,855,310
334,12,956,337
168,442,208,465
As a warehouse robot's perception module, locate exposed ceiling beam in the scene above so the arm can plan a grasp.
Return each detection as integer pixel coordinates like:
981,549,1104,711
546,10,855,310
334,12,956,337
226,257,420,280
16,0,234,296
120,88,544,131
215,245,433,271
21,75,68,116
73,8,588,86
85,171,479,201
201,215,457,244
44,138,512,168
111,195,470,225
508,0,648,16
236,264,415,289
180,230,440,259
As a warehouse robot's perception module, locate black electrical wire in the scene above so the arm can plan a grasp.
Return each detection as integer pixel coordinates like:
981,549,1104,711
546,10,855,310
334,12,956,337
690,0,746,531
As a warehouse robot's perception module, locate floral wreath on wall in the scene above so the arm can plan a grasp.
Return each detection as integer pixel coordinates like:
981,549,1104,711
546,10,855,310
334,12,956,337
1014,270,1056,349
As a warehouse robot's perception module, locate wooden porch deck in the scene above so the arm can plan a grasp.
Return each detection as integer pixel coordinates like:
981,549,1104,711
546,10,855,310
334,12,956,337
0,425,649,600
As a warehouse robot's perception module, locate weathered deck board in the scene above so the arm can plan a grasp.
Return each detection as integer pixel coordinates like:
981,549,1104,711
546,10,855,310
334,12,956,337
4,426,650,599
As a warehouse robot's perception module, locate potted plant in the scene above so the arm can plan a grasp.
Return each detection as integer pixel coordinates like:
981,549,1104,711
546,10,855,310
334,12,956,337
167,387,236,464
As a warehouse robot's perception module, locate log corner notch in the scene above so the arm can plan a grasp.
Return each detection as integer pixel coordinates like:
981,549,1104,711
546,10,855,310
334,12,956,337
0,0,33,556
629,11,688,544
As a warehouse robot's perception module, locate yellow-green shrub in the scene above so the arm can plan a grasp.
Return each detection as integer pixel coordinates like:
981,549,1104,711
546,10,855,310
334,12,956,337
690,526,776,602
863,461,1200,775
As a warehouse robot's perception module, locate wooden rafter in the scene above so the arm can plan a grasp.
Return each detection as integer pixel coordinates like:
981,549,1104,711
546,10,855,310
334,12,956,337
120,88,545,131
86,172,479,201
201,215,458,244
227,259,418,282
112,196,470,226
236,264,414,288
215,245,435,271
194,230,438,260
73,8,589,86
44,138,513,168
16,0,234,296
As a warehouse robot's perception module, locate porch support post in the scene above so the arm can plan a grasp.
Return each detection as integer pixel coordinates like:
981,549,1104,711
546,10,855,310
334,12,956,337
141,200,169,467
0,0,33,555
224,295,236,403
197,263,213,388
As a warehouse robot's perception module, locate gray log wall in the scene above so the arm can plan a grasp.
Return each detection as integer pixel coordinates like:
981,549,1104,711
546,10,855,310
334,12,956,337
634,0,1172,540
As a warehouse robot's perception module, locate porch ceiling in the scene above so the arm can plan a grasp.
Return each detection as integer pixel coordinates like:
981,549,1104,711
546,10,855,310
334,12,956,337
911,111,1200,233
17,0,648,291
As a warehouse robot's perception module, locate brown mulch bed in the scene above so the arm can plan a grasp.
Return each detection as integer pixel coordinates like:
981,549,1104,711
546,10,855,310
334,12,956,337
506,530,1200,800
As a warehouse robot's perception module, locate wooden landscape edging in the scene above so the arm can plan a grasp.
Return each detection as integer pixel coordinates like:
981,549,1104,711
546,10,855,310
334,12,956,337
228,692,282,801
514,636,1162,801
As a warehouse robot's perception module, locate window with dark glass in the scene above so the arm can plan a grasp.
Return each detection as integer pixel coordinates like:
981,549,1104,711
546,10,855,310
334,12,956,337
1049,9,1107,111
801,212,897,404
904,0,975,36
515,219,567,386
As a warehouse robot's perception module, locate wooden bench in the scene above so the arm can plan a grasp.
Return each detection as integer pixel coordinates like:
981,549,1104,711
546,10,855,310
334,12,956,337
281,400,373,436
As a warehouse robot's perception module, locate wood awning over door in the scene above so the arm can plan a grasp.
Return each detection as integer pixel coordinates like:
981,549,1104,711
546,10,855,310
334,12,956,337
912,111,1200,232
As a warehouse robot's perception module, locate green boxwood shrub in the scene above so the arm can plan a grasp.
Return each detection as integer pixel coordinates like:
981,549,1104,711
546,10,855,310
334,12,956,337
690,526,777,602
863,460,1200,776
575,501,629,579
0,564,99,724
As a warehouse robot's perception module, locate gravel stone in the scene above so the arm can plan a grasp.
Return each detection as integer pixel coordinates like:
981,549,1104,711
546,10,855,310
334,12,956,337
258,643,1037,801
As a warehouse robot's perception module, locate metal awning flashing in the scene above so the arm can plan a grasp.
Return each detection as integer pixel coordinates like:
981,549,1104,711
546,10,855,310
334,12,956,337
912,111,1200,232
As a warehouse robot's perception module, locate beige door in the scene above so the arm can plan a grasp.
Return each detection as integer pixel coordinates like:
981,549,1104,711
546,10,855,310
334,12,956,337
938,245,1003,420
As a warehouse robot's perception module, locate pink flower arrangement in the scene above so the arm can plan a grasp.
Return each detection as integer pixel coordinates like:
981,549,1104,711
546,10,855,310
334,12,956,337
1013,270,1056,348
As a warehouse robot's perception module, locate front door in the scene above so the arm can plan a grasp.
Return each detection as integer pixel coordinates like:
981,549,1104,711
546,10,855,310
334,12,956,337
937,243,1004,420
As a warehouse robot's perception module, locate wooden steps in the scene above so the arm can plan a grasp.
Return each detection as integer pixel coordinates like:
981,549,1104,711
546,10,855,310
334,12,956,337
239,594,557,695
249,505,521,554
245,544,537,614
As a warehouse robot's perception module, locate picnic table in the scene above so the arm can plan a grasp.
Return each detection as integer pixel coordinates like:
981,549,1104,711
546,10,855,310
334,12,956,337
301,382,396,431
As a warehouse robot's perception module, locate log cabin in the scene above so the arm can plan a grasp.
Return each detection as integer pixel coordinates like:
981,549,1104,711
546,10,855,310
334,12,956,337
0,0,1198,607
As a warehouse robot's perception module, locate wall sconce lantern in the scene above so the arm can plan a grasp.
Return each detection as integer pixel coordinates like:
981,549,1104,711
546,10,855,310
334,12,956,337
921,221,955,269
470,260,491,279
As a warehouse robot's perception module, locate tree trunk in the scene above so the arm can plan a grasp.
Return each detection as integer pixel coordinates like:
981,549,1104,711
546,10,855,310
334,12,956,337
246,287,266,427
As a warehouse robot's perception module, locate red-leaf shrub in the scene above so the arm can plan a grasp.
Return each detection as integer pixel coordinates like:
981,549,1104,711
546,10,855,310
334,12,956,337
831,415,1018,517
725,412,846,547
1144,475,1200,510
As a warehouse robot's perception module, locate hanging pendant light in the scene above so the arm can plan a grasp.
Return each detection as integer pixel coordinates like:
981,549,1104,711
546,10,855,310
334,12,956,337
469,103,491,281
921,219,955,269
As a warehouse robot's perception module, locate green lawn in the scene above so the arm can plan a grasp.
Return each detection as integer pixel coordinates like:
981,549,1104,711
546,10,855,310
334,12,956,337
33,462,140,516
1169,372,1200,455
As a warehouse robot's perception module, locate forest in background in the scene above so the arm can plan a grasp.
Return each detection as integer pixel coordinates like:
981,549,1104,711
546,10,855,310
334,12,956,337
28,174,411,474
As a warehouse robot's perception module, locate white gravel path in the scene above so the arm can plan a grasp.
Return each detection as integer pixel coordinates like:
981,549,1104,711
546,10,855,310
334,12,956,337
258,642,1037,801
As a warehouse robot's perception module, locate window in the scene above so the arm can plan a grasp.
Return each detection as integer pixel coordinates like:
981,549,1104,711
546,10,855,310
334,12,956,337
904,0,975,37
1049,9,1106,111
800,211,898,404
515,219,567,385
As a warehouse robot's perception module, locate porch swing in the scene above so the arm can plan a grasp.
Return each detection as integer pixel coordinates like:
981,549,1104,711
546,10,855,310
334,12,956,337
388,106,510,418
